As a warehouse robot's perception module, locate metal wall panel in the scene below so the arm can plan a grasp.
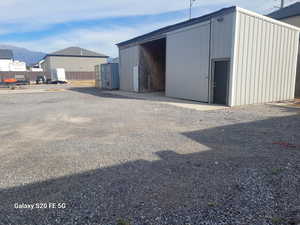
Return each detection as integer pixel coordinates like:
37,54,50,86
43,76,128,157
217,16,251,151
45,56,107,72
119,46,139,91
166,22,210,102
210,12,236,104
101,63,119,90
95,65,101,88
231,10,300,106
211,13,235,59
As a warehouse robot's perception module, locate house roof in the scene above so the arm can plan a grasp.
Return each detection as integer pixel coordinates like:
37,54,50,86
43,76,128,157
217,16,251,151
46,47,108,58
268,2,300,20
0,49,13,59
117,6,236,47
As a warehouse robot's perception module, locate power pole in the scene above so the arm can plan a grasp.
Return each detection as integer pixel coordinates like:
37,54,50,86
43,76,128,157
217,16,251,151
189,0,196,20
189,0,192,20
280,0,285,8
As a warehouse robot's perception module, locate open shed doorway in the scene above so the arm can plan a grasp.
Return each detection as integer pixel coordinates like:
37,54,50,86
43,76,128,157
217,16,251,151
139,38,166,92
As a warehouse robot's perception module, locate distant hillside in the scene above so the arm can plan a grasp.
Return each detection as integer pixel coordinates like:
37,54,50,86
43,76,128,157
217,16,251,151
0,45,46,65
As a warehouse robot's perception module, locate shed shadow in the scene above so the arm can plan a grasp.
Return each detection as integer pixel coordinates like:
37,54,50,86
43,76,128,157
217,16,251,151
1,115,299,225
69,87,226,108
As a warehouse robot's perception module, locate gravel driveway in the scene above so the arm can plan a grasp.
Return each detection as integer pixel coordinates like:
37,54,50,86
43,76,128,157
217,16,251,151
0,88,299,225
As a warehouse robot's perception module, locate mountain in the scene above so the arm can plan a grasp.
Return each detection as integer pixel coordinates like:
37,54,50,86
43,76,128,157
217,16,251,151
0,45,46,65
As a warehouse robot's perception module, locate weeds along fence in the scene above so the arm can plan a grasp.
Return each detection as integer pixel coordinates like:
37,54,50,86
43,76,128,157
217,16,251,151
0,71,96,81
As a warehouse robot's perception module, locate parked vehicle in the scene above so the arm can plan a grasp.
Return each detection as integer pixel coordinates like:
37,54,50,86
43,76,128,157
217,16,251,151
2,78,17,88
2,75,29,87
36,75,47,84
3,78,17,85
15,75,29,85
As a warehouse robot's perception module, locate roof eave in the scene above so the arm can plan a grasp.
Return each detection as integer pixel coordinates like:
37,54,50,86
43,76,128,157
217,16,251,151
116,6,237,47
44,54,109,58
270,13,300,20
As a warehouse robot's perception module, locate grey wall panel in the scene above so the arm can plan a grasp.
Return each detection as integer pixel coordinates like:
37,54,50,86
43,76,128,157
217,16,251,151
232,10,299,106
282,16,300,97
211,13,235,59
282,16,300,27
119,46,139,91
166,22,210,102
211,12,236,105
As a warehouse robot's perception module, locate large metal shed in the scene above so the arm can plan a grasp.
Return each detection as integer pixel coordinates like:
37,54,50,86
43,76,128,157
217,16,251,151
117,6,300,106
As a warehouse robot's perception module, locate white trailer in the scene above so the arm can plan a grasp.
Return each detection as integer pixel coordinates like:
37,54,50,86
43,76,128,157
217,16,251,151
51,68,67,83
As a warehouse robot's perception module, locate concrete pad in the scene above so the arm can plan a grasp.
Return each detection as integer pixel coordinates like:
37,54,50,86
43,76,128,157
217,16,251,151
267,98,300,108
102,90,228,111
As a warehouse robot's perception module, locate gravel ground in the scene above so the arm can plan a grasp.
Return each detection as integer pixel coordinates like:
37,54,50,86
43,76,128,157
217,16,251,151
0,87,299,225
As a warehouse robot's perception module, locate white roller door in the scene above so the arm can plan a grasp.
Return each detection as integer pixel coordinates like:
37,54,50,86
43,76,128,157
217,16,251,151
166,22,210,102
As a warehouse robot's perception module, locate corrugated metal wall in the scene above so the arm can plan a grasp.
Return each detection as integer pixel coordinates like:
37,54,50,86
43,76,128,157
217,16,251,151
101,63,119,90
231,9,300,106
119,46,139,91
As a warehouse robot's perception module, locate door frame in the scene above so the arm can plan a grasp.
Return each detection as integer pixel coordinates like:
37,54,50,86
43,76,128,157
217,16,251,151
133,65,139,92
210,58,230,105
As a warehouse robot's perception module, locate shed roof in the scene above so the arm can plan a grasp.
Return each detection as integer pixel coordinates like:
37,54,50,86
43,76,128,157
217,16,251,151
0,49,13,59
47,47,108,58
117,6,236,47
268,2,300,20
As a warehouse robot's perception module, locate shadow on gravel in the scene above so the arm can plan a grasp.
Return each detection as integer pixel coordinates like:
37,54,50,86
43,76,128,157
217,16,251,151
69,87,141,100
269,104,300,114
1,115,300,225
69,87,212,106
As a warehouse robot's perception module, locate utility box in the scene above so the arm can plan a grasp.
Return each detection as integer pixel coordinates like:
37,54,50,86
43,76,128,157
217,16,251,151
95,65,101,88
100,63,119,90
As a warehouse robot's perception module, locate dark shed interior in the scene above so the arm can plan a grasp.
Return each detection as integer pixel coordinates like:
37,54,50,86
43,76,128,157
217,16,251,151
139,38,166,92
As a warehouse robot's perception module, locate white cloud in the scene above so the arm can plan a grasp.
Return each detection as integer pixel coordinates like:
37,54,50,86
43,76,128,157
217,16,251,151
0,0,195,24
0,0,289,57
0,0,277,28
3,18,184,57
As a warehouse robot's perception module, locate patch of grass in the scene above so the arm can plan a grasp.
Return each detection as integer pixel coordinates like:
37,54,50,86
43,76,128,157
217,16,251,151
207,202,217,207
270,216,284,225
117,218,131,225
270,168,285,175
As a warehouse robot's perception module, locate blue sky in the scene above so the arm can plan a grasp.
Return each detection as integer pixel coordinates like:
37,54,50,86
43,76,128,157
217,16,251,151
0,0,296,57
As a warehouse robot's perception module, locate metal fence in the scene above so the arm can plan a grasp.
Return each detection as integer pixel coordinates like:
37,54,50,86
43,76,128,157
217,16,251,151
65,72,96,80
0,71,96,81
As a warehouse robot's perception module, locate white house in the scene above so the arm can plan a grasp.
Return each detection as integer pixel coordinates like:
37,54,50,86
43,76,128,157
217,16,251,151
10,60,27,71
0,49,27,71
0,49,13,71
